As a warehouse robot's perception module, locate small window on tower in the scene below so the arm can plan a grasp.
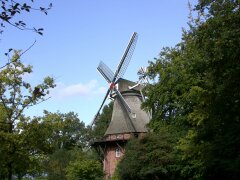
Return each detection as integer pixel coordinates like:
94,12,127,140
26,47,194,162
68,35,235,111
131,113,136,118
115,148,121,157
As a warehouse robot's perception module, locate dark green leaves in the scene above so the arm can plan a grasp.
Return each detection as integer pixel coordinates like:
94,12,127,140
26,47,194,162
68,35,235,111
117,133,178,180
0,0,52,35
90,102,113,139
125,1,240,179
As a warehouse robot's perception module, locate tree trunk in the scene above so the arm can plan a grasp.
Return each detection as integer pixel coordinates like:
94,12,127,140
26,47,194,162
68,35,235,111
7,163,12,180
7,122,13,180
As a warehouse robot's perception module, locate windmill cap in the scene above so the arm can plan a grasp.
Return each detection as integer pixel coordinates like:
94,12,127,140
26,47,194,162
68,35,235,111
117,78,143,92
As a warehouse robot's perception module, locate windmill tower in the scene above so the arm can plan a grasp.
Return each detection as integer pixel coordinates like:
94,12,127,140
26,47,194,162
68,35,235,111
91,33,150,179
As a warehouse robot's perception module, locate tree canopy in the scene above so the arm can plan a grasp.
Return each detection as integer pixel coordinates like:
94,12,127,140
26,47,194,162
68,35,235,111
0,1,104,180
0,51,55,179
66,153,103,180
117,132,178,180
117,0,240,179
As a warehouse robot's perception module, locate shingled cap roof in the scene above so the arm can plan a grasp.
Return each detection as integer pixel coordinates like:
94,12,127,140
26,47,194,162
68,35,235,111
104,78,150,136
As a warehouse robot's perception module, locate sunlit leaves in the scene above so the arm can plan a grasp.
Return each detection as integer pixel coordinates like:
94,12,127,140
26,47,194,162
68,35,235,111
66,157,103,180
0,51,55,122
0,51,55,179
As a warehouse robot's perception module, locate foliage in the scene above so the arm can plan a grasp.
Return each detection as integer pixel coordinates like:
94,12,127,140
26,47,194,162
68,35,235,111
45,148,78,180
40,111,88,150
117,132,181,180
0,0,53,71
90,102,113,139
38,111,90,180
0,51,55,179
0,51,55,119
0,111,52,179
66,153,103,180
141,0,240,179
0,0,52,35
86,102,113,170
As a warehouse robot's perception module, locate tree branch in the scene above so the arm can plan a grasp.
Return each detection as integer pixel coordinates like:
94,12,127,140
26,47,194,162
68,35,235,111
0,40,36,69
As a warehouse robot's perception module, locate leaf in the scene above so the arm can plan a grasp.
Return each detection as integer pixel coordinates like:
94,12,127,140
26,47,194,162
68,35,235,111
11,10,16,16
13,3,19,10
1,5,6,11
37,31,43,36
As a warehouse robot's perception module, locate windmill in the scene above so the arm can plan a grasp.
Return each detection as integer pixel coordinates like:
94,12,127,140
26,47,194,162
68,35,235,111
129,67,152,119
91,32,138,126
129,67,149,94
91,32,150,179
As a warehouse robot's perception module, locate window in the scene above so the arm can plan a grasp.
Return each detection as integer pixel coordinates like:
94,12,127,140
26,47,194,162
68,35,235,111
131,113,136,118
115,148,121,157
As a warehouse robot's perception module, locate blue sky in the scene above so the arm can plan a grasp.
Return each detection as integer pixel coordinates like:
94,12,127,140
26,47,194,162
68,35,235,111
0,0,197,124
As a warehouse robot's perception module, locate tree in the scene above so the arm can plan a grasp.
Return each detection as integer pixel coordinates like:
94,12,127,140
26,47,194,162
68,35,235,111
38,111,90,179
0,0,52,35
87,102,113,164
45,149,75,180
0,105,10,179
117,132,180,180
1,0,53,71
90,102,113,139
41,111,87,150
66,152,103,180
180,1,240,179
0,51,55,180
142,0,240,179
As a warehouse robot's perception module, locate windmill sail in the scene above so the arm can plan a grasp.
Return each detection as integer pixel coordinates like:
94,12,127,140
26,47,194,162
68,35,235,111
91,88,111,125
115,89,132,114
91,32,138,126
113,32,138,82
97,61,114,83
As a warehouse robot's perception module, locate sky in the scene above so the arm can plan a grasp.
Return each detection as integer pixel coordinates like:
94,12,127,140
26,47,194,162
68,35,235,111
0,0,197,125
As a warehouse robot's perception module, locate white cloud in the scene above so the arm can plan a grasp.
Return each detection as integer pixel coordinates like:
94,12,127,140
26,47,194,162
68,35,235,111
50,80,107,99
